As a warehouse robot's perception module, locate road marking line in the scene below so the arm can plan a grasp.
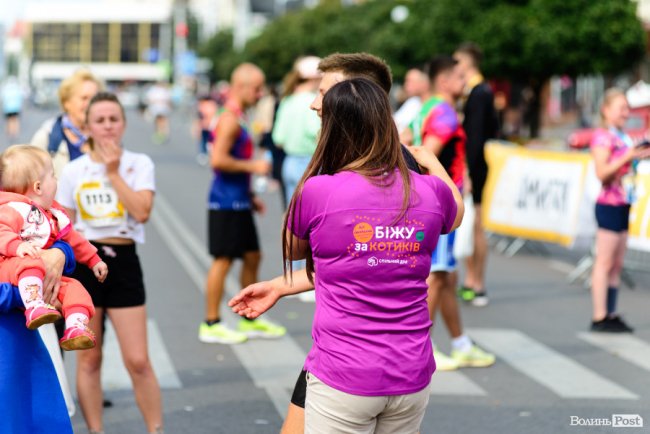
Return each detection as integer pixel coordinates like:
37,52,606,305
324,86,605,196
578,332,650,373
102,320,182,390
151,193,306,415
467,328,638,400
430,369,487,396
547,259,575,274
150,194,209,293
153,194,212,270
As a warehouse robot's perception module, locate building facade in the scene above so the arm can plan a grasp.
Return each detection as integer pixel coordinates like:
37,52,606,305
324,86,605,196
23,0,173,83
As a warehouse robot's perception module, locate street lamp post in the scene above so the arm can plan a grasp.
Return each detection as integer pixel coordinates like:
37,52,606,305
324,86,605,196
233,0,251,50
173,0,189,84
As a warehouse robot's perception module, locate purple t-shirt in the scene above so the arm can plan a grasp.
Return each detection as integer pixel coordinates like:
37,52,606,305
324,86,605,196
291,170,457,396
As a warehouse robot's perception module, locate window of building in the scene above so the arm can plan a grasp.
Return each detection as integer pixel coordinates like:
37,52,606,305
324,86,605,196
150,23,160,49
32,23,81,62
91,23,109,62
120,23,139,62
141,23,161,63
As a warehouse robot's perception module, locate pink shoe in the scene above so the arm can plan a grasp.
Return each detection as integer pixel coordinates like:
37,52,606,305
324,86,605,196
25,304,62,330
59,325,96,351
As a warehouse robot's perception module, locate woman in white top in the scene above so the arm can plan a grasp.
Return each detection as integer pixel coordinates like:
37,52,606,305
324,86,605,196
57,92,163,434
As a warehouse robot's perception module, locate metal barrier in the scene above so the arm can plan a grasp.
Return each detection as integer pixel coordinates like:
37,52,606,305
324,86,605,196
489,233,644,289
566,247,642,289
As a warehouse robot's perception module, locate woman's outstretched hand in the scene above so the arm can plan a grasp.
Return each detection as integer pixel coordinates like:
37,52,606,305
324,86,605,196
228,281,281,319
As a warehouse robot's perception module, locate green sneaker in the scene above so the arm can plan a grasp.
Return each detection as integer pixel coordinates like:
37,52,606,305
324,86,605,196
198,322,247,344
238,317,287,339
458,285,476,302
434,350,460,371
451,345,496,368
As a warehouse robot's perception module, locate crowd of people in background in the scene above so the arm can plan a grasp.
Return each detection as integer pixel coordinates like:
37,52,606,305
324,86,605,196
0,40,646,434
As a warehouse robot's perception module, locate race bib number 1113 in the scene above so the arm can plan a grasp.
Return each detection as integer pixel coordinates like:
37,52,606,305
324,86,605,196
75,180,126,227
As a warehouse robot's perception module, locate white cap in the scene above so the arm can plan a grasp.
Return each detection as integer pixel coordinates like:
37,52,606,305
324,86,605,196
296,56,322,80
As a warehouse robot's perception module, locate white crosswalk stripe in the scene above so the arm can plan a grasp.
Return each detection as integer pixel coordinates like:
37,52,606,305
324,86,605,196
429,370,487,396
578,332,650,373
101,320,182,390
467,328,638,399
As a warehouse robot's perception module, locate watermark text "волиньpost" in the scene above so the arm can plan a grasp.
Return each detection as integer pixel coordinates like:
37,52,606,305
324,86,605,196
570,415,643,428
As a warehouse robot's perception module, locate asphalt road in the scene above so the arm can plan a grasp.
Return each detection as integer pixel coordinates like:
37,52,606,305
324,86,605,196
3,105,650,434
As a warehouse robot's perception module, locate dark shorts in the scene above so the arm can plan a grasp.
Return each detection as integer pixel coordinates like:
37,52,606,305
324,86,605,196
290,369,308,408
208,209,260,258
71,242,146,308
469,160,488,205
4,112,19,119
595,203,630,232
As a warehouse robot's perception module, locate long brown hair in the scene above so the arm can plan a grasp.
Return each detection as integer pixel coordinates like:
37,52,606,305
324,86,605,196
282,78,411,284
281,69,302,98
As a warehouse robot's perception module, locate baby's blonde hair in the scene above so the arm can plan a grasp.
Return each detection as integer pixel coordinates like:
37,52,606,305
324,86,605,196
0,145,51,194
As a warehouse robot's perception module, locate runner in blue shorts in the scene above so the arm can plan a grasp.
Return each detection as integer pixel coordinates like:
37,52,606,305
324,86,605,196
409,55,494,371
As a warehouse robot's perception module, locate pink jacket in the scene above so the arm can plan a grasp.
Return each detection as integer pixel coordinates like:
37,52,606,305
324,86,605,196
0,191,101,268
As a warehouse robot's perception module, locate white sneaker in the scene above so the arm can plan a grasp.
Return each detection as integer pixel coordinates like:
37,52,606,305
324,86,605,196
198,322,247,344
451,345,496,368
434,350,460,371
238,318,287,339
471,292,489,307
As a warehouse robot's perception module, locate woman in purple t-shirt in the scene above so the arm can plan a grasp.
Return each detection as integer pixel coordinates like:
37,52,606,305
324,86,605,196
589,88,650,333
269,78,460,432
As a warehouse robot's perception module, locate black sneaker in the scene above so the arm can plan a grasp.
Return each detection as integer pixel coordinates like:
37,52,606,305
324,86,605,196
590,317,631,333
608,315,634,333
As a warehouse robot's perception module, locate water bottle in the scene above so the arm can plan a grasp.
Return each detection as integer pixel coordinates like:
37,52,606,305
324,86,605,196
252,150,273,194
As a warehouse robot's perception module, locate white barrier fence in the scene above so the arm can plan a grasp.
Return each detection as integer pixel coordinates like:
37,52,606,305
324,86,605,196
482,142,650,284
484,141,650,251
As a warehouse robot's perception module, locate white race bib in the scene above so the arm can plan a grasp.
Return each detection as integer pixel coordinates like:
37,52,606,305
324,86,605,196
75,180,126,227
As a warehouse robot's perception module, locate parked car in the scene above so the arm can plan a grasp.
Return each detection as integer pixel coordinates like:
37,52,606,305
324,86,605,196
567,105,650,149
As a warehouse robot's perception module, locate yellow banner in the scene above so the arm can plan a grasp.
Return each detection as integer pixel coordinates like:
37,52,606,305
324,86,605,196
482,142,593,247
628,166,650,251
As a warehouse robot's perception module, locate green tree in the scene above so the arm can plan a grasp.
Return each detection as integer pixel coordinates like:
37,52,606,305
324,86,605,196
198,0,646,136
509,0,644,136
197,30,245,82
404,0,645,136
243,0,405,81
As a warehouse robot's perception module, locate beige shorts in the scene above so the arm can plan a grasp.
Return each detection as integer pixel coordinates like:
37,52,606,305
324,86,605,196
305,372,431,434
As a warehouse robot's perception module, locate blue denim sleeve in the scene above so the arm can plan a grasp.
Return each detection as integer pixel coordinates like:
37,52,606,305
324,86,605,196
51,240,77,275
0,283,21,313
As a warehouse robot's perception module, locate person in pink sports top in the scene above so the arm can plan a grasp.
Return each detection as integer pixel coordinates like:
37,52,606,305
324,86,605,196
589,88,650,333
